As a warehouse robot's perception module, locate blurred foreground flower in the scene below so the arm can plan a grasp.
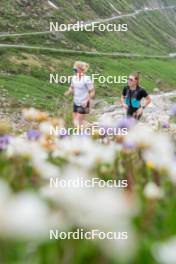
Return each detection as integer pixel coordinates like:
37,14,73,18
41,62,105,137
0,120,11,135
41,167,138,261
53,136,121,169
23,108,48,122
27,129,42,141
144,182,164,200
152,237,176,264
125,124,176,182
117,117,136,130
6,137,60,179
170,105,176,117
162,122,170,129
0,180,63,240
0,134,10,151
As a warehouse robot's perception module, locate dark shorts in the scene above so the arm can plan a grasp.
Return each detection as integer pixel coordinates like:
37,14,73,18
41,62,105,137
127,107,142,120
73,102,90,114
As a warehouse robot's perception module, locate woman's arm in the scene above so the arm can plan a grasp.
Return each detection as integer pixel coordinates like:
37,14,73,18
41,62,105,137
121,95,128,109
89,87,95,98
136,95,152,116
64,86,74,96
143,95,152,108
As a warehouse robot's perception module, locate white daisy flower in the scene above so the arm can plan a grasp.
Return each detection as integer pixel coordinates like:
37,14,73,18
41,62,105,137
144,182,164,199
152,237,176,264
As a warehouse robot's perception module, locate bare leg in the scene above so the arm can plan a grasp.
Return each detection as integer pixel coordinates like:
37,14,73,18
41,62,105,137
77,113,85,126
73,113,79,127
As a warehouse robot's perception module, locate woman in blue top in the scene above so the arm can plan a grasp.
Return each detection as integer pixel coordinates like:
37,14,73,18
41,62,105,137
121,72,151,120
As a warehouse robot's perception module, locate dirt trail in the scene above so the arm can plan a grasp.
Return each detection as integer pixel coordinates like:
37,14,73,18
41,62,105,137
0,5,175,38
0,44,175,58
0,89,176,133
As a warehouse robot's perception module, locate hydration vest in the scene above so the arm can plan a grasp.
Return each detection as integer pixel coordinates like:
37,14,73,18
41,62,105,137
125,87,141,108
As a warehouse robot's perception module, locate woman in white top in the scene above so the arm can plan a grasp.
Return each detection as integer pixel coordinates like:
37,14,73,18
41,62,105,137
64,61,95,127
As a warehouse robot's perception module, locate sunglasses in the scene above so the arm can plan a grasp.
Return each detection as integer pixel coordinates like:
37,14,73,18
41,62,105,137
73,68,78,73
128,77,137,82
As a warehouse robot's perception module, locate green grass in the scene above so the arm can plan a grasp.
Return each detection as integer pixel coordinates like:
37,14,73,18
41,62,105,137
0,49,175,111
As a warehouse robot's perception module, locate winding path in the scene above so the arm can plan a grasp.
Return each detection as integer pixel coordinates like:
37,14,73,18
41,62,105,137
0,5,175,38
0,43,175,58
0,5,175,58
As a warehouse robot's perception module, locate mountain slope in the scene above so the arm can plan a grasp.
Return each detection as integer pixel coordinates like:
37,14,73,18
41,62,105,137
0,0,176,55
0,0,175,111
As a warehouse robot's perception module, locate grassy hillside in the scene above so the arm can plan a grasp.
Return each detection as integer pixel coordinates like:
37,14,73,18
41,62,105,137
0,0,176,54
0,49,176,112
0,0,176,112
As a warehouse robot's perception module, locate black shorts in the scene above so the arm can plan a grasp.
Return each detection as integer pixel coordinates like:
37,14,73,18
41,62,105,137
127,107,142,120
73,102,90,114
